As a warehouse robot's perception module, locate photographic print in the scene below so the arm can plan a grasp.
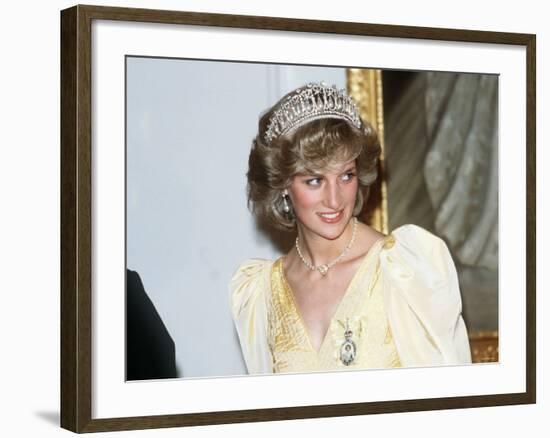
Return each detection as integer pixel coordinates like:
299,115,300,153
125,58,498,380
60,5,534,432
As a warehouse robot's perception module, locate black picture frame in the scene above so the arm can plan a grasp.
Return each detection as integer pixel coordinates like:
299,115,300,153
60,4,536,433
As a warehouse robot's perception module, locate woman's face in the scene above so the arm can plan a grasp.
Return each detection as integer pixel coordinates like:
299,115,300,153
287,159,358,241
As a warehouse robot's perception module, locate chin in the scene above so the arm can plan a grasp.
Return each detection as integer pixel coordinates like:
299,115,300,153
320,230,345,241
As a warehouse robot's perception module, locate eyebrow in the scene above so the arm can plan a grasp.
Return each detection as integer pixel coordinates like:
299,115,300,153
296,170,322,177
299,166,356,178
335,165,357,175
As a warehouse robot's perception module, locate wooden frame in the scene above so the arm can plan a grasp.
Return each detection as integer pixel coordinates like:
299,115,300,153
61,4,536,433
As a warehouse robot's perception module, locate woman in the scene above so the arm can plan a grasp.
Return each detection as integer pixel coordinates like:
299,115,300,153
231,82,471,374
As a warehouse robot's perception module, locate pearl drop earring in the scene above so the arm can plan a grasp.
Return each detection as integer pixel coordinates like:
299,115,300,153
282,190,290,213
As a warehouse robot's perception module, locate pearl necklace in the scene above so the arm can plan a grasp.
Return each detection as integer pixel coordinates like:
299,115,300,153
295,217,358,276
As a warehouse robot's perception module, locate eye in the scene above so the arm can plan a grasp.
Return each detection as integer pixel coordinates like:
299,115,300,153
341,171,356,182
305,177,322,186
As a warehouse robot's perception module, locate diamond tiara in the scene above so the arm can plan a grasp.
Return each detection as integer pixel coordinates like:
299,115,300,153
264,82,363,145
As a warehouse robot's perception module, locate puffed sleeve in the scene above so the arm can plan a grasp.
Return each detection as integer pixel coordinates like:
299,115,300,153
230,258,274,374
380,225,472,367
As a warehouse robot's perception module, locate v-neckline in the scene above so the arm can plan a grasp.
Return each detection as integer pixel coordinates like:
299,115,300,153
278,236,386,354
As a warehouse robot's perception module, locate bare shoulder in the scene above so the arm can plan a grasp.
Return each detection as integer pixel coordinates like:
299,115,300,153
359,222,386,246
359,221,385,241
352,221,385,259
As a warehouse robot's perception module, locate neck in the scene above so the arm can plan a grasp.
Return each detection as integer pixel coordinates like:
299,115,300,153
296,217,356,267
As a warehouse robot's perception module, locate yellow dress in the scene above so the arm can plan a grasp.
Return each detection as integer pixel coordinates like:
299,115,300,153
230,224,472,374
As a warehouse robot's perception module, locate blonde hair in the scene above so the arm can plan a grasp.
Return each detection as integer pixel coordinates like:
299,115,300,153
247,92,381,231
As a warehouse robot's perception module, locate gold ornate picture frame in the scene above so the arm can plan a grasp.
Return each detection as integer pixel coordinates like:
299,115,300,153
61,4,536,433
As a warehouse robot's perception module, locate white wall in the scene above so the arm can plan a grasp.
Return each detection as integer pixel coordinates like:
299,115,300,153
0,0,546,437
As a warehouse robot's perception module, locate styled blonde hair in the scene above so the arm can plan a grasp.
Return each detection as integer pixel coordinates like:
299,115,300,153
247,90,381,231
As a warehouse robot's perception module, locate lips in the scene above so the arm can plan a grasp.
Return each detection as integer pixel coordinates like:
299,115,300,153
317,210,344,223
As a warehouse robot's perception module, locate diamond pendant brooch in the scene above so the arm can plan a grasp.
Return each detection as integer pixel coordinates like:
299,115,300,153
339,319,357,366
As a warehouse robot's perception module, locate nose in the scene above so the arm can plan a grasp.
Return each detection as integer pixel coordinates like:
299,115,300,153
324,180,342,210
